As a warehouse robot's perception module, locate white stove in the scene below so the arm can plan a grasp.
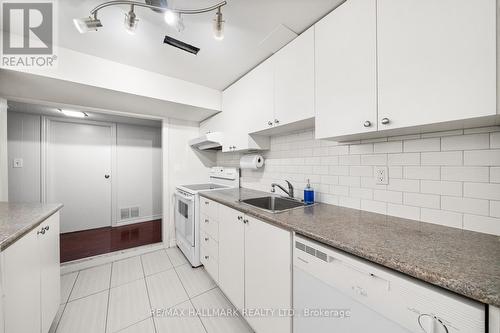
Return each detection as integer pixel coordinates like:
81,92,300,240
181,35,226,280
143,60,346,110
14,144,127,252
174,167,239,267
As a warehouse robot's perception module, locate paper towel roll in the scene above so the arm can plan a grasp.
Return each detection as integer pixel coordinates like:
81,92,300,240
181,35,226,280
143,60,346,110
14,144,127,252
240,154,264,169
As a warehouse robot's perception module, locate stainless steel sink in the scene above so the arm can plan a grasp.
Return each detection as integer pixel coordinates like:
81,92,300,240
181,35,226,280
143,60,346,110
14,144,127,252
239,196,307,213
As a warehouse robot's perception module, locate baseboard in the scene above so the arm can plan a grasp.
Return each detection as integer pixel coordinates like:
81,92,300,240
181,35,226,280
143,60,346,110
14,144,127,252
60,242,170,274
114,214,162,227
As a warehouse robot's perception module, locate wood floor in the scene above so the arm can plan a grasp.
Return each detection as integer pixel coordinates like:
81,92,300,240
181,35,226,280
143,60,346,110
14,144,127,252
60,220,162,262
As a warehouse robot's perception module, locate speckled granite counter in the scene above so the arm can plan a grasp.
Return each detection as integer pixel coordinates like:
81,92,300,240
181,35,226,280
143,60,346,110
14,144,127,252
0,202,63,251
200,188,500,307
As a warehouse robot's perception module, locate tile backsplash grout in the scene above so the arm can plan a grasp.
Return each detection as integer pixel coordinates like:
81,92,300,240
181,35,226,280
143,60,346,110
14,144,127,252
216,126,500,236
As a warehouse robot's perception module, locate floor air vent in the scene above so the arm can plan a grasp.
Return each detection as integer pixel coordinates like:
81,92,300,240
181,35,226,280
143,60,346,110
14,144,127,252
120,208,130,220
130,207,140,218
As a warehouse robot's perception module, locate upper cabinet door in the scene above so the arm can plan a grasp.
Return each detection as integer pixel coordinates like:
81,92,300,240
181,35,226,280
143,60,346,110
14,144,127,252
377,0,496,130
315,0,378,139
274,28,315,127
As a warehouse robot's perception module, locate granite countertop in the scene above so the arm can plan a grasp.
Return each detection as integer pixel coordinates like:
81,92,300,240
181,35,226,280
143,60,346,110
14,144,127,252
200,188,500,307
0,202,63,251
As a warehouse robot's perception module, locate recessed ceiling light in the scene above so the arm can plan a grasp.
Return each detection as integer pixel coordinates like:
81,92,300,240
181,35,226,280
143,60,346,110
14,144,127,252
58,109,88,118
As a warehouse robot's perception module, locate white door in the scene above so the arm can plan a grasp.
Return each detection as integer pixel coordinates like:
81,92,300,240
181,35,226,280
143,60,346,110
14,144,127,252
218,205,245,310
47,119,113,233
2,226,41,333
274,27,315,127
377,0,496,130
315,0,378,139
244,215,291,333
40,212,61,333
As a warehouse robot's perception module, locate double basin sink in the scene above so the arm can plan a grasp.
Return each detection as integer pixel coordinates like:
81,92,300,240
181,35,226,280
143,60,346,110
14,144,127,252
239,196,309,214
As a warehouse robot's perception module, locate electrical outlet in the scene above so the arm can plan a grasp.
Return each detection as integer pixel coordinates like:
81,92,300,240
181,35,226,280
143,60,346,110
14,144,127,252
375,166,388,185
13,158,23,168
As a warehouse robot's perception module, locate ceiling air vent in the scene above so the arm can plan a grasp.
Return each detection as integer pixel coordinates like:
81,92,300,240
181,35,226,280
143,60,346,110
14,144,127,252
164,35,200,55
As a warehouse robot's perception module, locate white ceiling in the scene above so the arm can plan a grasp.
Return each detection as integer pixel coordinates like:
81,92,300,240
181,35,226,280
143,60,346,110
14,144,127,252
59,0,344,90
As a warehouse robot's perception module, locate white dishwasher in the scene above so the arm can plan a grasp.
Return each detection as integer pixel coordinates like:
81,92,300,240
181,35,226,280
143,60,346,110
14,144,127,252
293,235,486,333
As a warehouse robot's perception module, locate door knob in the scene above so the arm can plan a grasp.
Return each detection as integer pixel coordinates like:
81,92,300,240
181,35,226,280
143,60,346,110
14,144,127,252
363,121,371,127
381,118,390,125
104,174,110,179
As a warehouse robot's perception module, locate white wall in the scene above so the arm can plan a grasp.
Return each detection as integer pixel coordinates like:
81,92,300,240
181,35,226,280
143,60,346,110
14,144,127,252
7,112,41,203
217,126,500,236
116,123,162,225
163,118,216,246
0,99,7,201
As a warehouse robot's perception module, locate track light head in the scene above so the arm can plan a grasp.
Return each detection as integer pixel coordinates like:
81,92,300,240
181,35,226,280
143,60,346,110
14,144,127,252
213,7,224,40
124,5,139,34
73,14,102,33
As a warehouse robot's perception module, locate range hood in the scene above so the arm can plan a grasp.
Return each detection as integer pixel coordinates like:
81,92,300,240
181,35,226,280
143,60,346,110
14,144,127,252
189,132,223,150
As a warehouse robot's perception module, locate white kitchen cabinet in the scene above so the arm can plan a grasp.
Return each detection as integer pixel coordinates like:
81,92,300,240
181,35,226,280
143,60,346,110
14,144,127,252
40,214,61,333
217,205,245,309
244,215,291,333
315,0,378,139
2,223,41,333
376,0,496,131
221,63,271,152
2,211,60,333
274,27,315,129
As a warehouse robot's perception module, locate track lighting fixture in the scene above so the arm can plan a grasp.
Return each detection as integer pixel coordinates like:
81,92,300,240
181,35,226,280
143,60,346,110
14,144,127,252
74,0,227,39
124,5,139,34
213,7,224,40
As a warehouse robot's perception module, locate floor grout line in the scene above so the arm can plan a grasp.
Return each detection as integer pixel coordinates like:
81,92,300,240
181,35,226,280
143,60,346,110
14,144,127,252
103,261,114,333
140,254,158,333
54,270,80,333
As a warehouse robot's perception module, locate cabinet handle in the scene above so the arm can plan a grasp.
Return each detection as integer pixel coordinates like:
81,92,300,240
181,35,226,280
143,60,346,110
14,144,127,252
37,228,46,235
274,119,279,124
363,121,371,127
381,118,390,125
243,219,249,224
237,216,243,221
205,255,209,260
267,121,273,126
205,237,209,241
205,219,209,223
204,201,209,205
44,226,50,231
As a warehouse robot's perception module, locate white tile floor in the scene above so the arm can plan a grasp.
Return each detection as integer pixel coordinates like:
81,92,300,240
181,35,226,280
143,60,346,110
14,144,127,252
50,247,254,333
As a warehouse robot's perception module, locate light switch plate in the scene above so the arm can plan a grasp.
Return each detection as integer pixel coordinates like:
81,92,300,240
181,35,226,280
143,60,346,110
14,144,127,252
13,158,23,168
375,166,388,185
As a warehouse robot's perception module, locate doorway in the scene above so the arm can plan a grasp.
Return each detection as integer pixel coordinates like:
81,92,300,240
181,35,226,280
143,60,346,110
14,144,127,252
46,119,114,233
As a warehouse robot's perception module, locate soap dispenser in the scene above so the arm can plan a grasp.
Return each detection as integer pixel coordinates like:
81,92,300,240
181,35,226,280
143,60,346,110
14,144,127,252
304,179,315,205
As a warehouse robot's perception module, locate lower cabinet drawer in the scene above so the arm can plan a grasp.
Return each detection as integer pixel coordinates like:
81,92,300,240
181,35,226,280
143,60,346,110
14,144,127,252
200,213,219,241
201,244,219,283
200,230,219,260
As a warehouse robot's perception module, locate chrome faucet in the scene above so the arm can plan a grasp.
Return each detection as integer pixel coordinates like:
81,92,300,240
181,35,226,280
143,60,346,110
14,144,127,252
271,180,294,198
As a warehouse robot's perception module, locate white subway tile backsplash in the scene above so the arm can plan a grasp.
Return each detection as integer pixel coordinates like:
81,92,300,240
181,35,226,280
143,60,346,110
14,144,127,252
361,154,387,165
421,151,463,166
403,138,440,152
441,166,489,182
374,141,403,153
349,143,373,154
490,201,500,218
387,153,420,165
420,180,462,196
464,150,500,166
463,214,500,235
441,196,489,215
373,190,403,204
387,179,420,192
491,132,500,149
491,167,500,183
350,166,373,177
404,192,440,209
221,126,500,235
387,204,420,220
464,182,500,200
361,200,387,215
420,208,463,229
441,134,489,151
404,166,441,180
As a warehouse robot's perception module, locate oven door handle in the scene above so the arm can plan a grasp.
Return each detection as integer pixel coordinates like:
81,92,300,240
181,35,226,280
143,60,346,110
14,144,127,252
174,191,195,202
